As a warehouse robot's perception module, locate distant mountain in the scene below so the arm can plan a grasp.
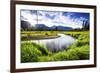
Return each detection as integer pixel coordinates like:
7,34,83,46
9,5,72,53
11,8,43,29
21,20,31,30
35,24,73,31
35,24,50,30
51,25,73,31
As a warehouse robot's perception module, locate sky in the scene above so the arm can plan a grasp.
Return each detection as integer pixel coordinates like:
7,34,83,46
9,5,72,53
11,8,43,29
21,9,90,29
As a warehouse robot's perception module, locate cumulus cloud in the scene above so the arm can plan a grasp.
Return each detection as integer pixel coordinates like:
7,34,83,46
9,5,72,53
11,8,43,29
21,10,89,29
21,10,37,26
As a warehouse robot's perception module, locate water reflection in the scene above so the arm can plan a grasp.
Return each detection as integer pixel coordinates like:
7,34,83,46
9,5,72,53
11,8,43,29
29,34,76,52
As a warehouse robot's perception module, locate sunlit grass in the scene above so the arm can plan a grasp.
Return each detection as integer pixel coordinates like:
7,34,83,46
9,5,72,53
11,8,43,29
21,42,52,62
21,31,59,40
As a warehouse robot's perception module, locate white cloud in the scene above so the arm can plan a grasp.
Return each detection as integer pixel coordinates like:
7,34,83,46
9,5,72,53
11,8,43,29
21,10,37,26
21,10,88,28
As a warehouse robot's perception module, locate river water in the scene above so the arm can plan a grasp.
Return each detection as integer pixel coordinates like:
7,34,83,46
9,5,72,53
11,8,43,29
26,34,76,52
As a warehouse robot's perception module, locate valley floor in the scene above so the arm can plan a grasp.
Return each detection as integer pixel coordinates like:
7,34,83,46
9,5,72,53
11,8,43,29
21,31,89,62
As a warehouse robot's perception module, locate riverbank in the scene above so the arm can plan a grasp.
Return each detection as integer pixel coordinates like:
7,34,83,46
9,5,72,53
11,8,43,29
63,31,89,59
21,33,76,52
21,31,90,62
21,31,60,40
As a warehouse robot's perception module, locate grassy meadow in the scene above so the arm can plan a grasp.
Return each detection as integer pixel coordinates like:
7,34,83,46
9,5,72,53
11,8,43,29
21,31,90,63
21,31,60,41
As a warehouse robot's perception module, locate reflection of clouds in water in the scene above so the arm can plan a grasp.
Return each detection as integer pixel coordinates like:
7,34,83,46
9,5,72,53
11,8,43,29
45,34,76,52
29,34,76,52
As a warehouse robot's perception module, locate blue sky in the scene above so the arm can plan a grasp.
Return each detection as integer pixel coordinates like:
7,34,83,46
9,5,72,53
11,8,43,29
21,9,90,29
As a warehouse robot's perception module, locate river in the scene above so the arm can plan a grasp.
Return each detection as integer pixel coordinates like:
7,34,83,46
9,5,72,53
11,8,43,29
23,33,76,52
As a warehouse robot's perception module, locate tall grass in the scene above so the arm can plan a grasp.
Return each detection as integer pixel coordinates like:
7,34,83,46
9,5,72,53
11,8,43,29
64,31,90,60
21,42,52,62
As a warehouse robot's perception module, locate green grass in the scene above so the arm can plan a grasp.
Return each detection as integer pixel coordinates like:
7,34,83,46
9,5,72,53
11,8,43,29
21,42,52,62
21,31,90,62
21,31,59,40
63,31,90,60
